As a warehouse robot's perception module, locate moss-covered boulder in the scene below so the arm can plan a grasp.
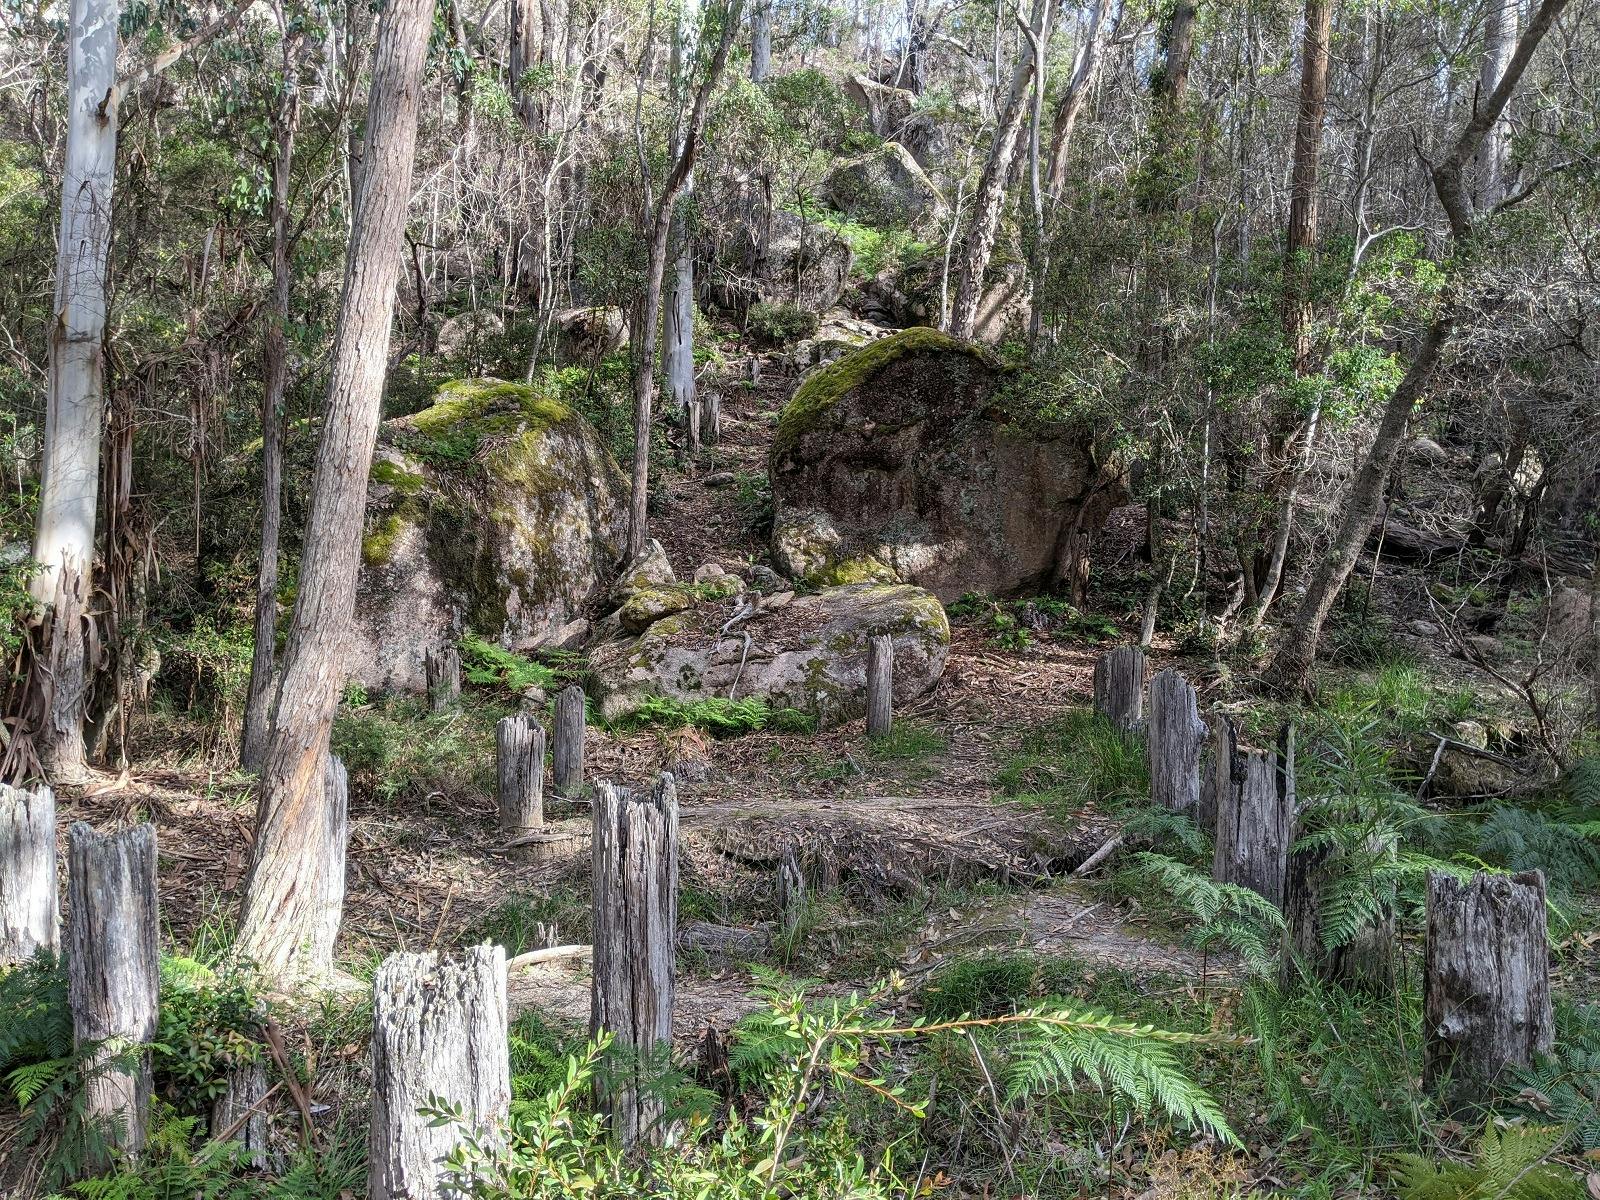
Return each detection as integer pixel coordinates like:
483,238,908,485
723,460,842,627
588,583,949,726
351,378,627,691
769,328,1125,601
821,142,947,230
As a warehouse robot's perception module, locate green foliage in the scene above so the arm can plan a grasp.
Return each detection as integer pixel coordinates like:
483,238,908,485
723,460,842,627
801,207,930,277
508,1011,582,1105
616,694,816,737
1517,1002,1600,1151
948,592,1120,650
153,620,254,725
153,959,263,1114
1117,853,1286,976
1474,805,1600,894
1390,1121,1586,1200
745,301,818,348
459,631,558,695
466,889,592,954
866,720,946,761
997,709,1150,815
331,694,498,802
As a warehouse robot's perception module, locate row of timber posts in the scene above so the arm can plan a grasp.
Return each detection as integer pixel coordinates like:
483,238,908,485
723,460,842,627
1088,647,1553,1102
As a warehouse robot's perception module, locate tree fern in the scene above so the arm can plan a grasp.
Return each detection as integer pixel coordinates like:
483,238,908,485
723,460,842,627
1475,805,1600,893
1517,1002,1600,1151
1120,852,1285,975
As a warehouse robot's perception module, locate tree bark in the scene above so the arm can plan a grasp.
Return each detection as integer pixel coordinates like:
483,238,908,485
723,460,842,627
0,783,59,965
1044,0,1112,204
369,946,511,1199
1474,0,1518,209
237,0,435,985
1147,669,1205,812
496,715,546,836
590,774,678,1147
553,683,586,798
750,0,772,81
1210,726,1294,907
67,821,159,1165
1423,869,1553,1106
425,645,461,712
865,634,893,739
1092,646,1147,734
1196,713,1235,835
1282,831,1395,991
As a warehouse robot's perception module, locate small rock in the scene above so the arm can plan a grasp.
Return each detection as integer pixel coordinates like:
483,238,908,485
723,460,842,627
613,538,675,602
619,587,691,634
761,590,795,609
521,685,548,709
694,562,727,584
703,471,738,488
1406,619,1442,638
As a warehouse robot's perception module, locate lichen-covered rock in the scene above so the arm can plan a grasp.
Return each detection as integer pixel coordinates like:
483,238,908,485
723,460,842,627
352,378,627,691
770,327,1124,601
588,583,949,727
619,587,692,635
841,75,947,168
821,142,947,230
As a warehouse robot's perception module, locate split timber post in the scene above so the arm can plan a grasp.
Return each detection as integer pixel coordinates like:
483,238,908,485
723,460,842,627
67,822,160,1164
591,773,678,1147
1,782,59,965
496,715,546,837
1196,715,1237,836
369,945,511,1199
1092,646,1147,734
1282,823,1396,991
425,644,461,712
1211,724,1295,907
865,634,894,739
553,684,586,798
777,844,806,941
1423,869,1553,1107
1146,669,1205,813
700,391,721,444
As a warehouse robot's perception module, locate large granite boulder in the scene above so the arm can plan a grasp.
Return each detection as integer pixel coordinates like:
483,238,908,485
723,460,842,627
769,328,1124,601
821,142,947,230
352,378,627,691
715,210,853,317
588,583,949,727
841,75,948,169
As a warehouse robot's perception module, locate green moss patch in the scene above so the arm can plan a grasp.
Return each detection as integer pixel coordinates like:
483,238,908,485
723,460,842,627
361,512,410,567
392,378,574,467
369,458,426,494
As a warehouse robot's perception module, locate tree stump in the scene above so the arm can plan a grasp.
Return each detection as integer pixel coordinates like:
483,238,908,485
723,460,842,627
1,783,59,965
425,645,460,712
1092,646,1147,734
590,774,678,1147
1146,669,1205,813
553,684,586,798
1197,715,1237,836
369,945,511,1200
67,822,159,1163
308,755,352,970
865,634,894,739
700,391,721,444
1211,725,1294,907
1423,869,1553,1105
496,716,546,837
1281,830,1395,992
213,1058,273,1160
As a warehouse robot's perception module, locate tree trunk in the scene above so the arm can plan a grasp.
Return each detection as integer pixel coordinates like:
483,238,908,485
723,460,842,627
496,715,546,836
1092,646,1147,734
1210,726,1294,907
1423,869,1553,1106
425,645,461,711
1474,0,1518,209
1147,669,1205,813
30,0,120,783
0,783,59,965
369,946,511,1199
67,821,159,1165
1044,0,1112,204
590,774,678,1148
750,0,772,81
1196,713,1234,835
865,634,893,739
948,0,1051,340
667,246,697,429
553,683,586,798
237,0,435,986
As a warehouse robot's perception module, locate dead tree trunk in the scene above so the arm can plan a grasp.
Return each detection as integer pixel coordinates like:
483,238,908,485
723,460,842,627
1211,725,1294,907
591,774,678,1147
1282,831,1395,991
496,715,546,836
1197,714,1235,835
1092,646,1147,734
369,946,511,1199
425,645,461,712
1,783,59,965
865,634,894,738
67,822,160,1163
553,684,586,798
1146,669,1205,813
1423,869,1553,1105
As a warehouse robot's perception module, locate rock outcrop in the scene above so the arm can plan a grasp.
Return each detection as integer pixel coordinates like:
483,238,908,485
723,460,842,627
588,582,949,727
821,142,947,230
841,75,948,168
352,379,627,692
769,327,1124,601
719,210,853,317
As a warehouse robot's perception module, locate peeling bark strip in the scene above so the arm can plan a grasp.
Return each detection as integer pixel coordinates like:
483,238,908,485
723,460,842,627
553,684,586,798
67,822,159,1164
425,645,461,712
369,946,511,1200
1092,646,1147,734
1423,869,1553,1105
591,774,678,1147
0,783,59,965
1210,726,1294,907
1147,669,1205,812
866,634,894,739
496,715,546,836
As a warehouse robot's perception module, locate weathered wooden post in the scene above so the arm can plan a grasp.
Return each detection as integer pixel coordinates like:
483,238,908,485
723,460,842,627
1282,825,1396,991
1423,869,1553,1106
553,684,586,798
1092,646,1147,734
311,754,351,969
700,391,721,444
1,783,58,965
425,644,460,711
865,634,894,739
369,945,511,1199
1146,669,1205,813
1211,724,1294,907
67,822,159,1163
496,715,546,837
591,773,678,1147
1196,715,1236,836
777,844,806,941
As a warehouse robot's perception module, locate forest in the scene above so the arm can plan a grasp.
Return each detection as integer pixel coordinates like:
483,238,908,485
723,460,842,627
0,0,1597,1191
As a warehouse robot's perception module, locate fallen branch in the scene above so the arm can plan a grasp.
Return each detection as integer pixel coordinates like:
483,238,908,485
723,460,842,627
506,943,591,971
